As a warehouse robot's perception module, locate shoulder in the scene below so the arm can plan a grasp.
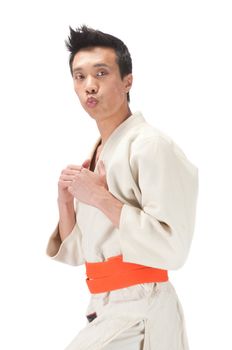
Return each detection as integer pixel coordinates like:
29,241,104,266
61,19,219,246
129,119,197,171
129,120,175,156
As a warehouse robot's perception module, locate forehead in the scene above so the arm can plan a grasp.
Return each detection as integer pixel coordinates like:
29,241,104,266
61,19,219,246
72,47,117,71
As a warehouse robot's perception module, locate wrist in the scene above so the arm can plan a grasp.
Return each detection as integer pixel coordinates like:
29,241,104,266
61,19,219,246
57,198,75,211
94,188,123,229
92,187,111,208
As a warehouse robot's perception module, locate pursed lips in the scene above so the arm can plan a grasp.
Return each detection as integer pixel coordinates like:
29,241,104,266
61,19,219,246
86,96,99,108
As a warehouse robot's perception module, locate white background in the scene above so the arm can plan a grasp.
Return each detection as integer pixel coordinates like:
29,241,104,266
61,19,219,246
0,0,231,349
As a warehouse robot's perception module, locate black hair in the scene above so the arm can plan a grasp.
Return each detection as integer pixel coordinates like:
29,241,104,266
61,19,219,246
65,25,132,102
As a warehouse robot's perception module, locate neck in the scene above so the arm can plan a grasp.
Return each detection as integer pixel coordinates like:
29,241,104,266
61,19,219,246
96,106,132,146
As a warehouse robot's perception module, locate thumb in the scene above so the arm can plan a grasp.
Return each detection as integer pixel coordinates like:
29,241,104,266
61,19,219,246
97,160,106,176
82,159,91,169
98,161,108,189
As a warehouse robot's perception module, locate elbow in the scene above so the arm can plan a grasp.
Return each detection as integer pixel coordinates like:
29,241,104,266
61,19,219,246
167,251,187,270
165,232,190,270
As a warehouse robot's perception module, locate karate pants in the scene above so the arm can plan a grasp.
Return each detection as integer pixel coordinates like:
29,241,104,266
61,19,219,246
65,281,189,350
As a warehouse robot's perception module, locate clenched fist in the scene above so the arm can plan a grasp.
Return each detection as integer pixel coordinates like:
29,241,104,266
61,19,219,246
58,159,91,205
68,160,109,207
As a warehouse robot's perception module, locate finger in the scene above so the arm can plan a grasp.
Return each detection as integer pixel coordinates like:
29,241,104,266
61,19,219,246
67,165,83,171
67,185,74,194
82,159,91,169
61,169,81,176
60,174,77,181
58,180,73,188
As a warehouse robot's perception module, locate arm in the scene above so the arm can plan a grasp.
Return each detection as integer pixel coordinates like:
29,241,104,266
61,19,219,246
68,140,198,270
46,201,77,259
58,200,76,242
57,163,85,241
93,188,123,229
115,136,199,270
46,163,90,265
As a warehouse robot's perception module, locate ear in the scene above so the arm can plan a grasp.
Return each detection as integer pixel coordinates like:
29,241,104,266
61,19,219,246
123,73,133,93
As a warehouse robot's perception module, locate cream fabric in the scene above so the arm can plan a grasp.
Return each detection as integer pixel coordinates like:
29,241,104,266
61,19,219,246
46,111,198,349
65,282,189,350
47,223,84,265
47,111,198,269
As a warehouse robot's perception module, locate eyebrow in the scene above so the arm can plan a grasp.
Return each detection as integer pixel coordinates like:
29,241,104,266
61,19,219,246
73,63,110,73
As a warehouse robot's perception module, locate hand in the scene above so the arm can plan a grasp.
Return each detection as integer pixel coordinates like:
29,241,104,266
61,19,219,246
58,159,91,204
68,160,108,207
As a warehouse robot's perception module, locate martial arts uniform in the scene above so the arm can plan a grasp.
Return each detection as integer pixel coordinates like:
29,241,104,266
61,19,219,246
47,111,198,349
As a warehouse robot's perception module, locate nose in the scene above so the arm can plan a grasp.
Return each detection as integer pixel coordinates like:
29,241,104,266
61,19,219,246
85,76,98,95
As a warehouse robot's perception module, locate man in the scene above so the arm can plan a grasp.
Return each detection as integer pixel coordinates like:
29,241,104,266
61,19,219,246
47,25,198,350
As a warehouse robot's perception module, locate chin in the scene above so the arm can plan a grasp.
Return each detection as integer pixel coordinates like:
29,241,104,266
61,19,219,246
85,109,100,120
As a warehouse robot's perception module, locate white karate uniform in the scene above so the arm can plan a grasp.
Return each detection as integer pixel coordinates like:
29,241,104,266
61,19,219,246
47,111,198,349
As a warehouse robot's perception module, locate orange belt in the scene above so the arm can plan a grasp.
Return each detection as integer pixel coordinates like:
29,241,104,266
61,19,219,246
85,255,168,294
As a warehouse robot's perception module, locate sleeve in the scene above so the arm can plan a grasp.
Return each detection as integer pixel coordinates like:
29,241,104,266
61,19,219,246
118,135,199,270
46,222,85,266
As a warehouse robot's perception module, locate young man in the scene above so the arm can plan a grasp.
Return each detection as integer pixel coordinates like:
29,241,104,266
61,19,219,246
47,25,198,350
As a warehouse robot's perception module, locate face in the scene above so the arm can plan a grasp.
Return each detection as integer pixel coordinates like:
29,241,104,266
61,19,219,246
71,47,132,120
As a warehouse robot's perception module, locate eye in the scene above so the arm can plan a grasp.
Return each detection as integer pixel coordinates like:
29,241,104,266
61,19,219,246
74,73,85,81
96,71,107,77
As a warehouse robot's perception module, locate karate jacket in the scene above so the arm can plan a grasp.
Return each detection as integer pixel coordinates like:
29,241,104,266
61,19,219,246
47,111,198,271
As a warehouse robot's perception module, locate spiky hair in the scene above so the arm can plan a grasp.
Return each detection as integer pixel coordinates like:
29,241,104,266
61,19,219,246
65,25,132,101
